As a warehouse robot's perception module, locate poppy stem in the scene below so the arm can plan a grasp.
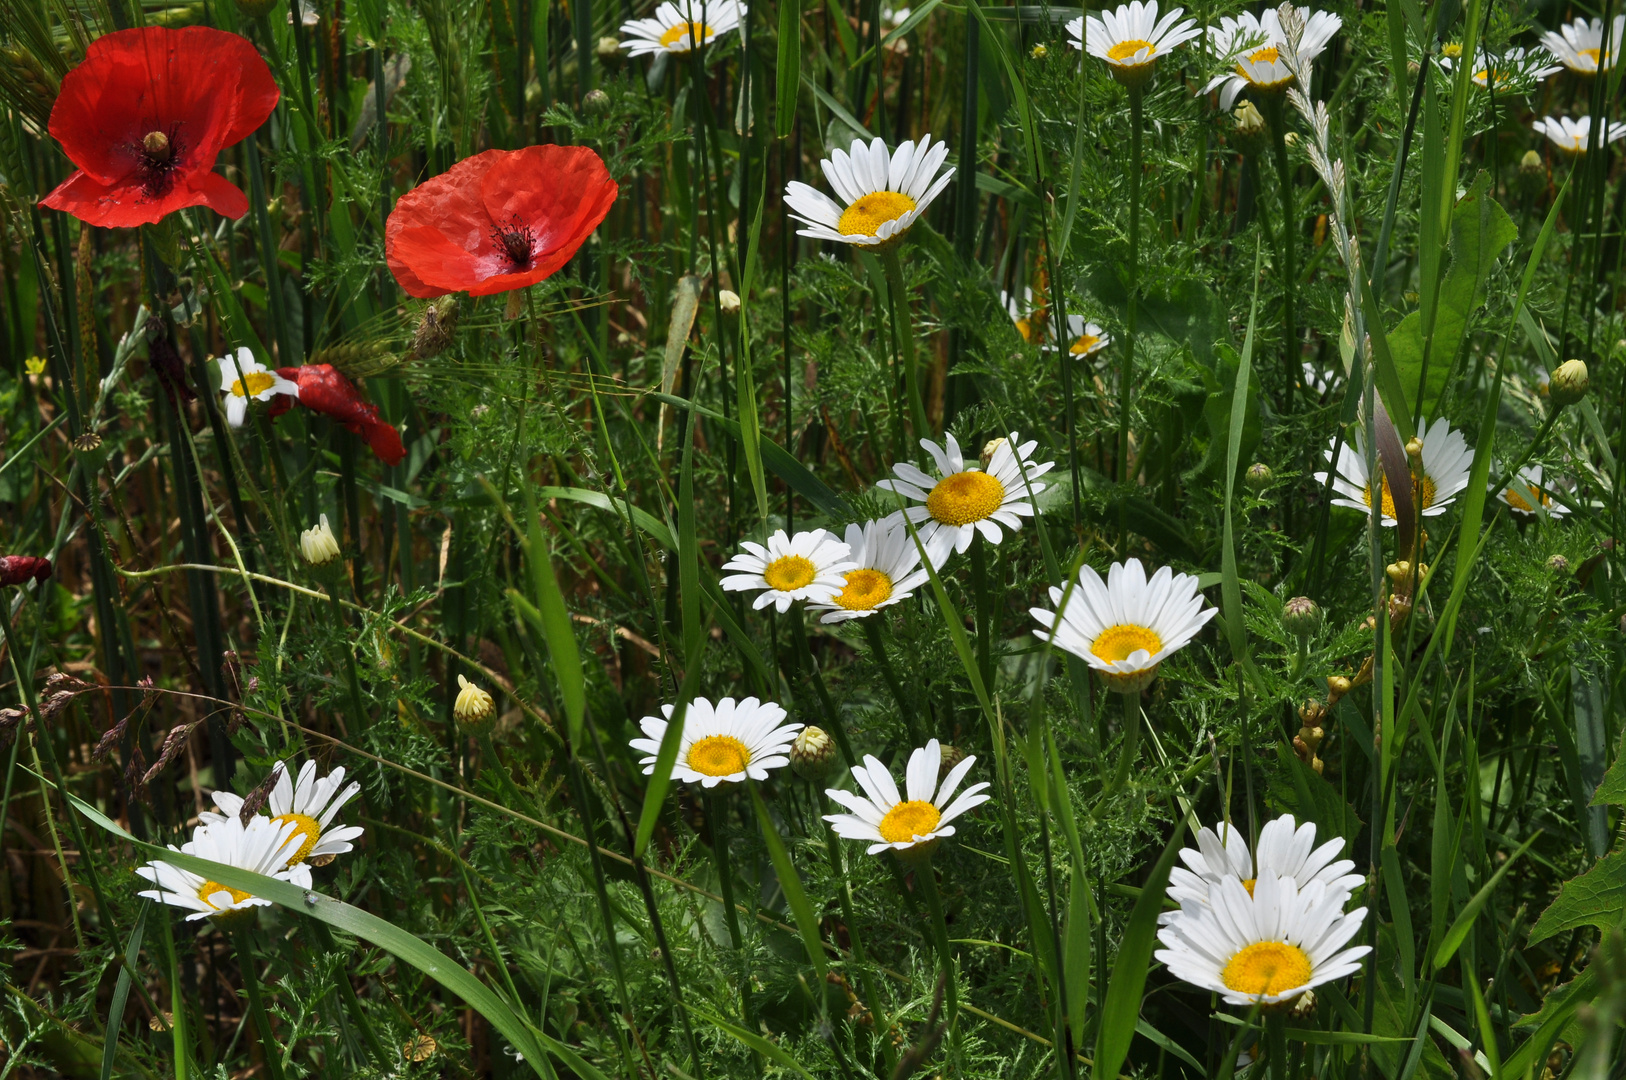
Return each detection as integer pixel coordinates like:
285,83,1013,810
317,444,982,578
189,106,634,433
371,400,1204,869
881,245,933,443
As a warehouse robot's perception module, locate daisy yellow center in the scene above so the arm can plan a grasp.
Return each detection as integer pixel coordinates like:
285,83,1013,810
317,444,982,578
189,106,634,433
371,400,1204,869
879,800,942,844
1107,38,1156,63
659,21,713,47
1246,45,1280,65
833,568,894,611
1504,485,1549,513
1069,334,1101,355
198,881,253,908
763,554,818,592
1440,42,1463,58
1221,941,1313,996
837,191,918,237
273,812,323,865
1579,47,1601,65
1474,68,1508,86
1362,474,1438,518
231,372,276,398
1090,623,1163,664
687,734,750,777
1015,316,1035,343
1242,877,1257,896
925,470,1005,526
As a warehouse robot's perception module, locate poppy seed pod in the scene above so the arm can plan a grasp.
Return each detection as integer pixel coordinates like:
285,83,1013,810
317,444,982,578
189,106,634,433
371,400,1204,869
1550,359,1589,407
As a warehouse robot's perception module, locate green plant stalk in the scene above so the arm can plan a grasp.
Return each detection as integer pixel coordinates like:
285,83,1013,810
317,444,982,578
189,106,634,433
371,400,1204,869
790,613,859,767
916,859,961,1047
231,927,287,1080
1269,102,1298,413
327,590,371,728
308,921,389,1070
861,617,922,743
707,791,752,1026
158,903,191,1080
1104,689,1141,798
971,539,993,691
881,244,932,440
1118,85,1144,549
1265,1010,1287,1080
822,822,890,1071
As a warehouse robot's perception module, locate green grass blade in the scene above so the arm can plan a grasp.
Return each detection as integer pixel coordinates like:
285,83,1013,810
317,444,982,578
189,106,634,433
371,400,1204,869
519,483,586,745
1093,825,1182,1080
1432,830,1539,971
774,0,801,138
749,783,827,979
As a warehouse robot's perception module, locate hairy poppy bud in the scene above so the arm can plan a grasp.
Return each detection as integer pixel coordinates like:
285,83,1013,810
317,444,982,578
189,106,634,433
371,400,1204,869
1550,359,1589,407
791,727,837,779
0,556,52,586
454,674,496,733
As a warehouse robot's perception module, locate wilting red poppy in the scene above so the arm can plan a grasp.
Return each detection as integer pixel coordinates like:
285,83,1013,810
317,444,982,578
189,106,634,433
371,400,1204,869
268,365,406,466
385,145,618,298
0,556,53,586
41,26,278,228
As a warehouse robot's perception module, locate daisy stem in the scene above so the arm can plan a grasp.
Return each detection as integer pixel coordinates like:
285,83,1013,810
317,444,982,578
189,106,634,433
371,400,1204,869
1106,690,1141,797
970,539,993,691
1119,84,1144,550
327,590,372,729
862,617,923,744
706,792,752,1019
1268,102,1299,413
231,926,287,1080
1264,1009,1288,1080
791,613,859,767
881,245,933,442
915,859,961,1041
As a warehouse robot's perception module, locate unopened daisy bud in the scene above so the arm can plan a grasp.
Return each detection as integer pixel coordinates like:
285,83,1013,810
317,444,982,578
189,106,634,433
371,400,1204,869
596,35,624,63
937,744,966,779
582,88,611,115
1385,561,1412,586
980,438,1007,468
1547,554,1570,574
299,514,341,566
1233,101,1265,137
1327,674,1352,699
718,289,741,314
791,726,837,779
454,675,496,733
1405,437,1424,472
1281,596,1321,639
1520,149,1543,174
1030,43,1048,59
1245,462,1272,492
1550,359,1589,407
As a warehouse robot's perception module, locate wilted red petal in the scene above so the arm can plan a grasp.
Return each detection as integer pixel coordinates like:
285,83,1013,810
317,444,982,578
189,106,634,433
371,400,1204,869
386,145,618,298
0,557,53,587
41,26,277,228
282,364,407,466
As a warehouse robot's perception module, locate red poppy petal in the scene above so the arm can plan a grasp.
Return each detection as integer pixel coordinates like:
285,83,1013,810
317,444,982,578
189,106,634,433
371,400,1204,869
48,27,277,185
358,419,407,466
0,556,52,587
41,166,248,228
480,144,618,265
386,152,502,295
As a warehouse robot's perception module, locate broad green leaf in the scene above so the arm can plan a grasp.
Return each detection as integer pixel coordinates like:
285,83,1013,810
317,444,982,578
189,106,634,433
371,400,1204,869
1528,848,1626,945
1589,731,1626,806
1386,172,1516,419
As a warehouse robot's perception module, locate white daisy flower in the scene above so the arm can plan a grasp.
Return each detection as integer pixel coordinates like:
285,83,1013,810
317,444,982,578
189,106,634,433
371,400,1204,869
1300,359,1338,395
216,347,297,428
135,816,313,922
1533,114,1626,155
875,431,1054,563
1444,46,1562,87
719,528,856,612
1313,416,1473,525
1165,815,1365,919
1539,15,1625,75
206,760,364,868
1067,0,1202,86
824,739,991,855
783,134,956,247
1029,556,1217,692
618,0,743,55
1494,464,1571,518
1156,871,1371,1005
1002,288,1111,358
1205,7,1344,110
628,696,802,787
808,520,939,624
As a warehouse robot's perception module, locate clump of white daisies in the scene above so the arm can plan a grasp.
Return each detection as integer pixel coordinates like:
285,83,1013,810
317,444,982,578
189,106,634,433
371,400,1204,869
136,760,362,924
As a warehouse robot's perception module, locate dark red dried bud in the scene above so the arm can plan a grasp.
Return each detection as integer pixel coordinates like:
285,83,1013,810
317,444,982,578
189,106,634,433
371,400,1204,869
0,556,52,586
273,364,406,465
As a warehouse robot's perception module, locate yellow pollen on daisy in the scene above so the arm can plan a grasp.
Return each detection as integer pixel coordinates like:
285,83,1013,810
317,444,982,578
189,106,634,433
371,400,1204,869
833,568,894,611
837,191,918,237
1069,334,1101,355
1090,623,1164,664
1015,317,1035,343
1579,47,1601,65
658,20,712,47
1503,484,1549,513
1221,941,1313,997
1242,877,1257,896
763,554,818,592
925,470,1006,526
687,734,750,777
198,881,254,908
231,372,277,398
879,800,942,844
1107,38,1156,63
1440,42,1463,58
1363,474,1438,518
273,812,323,865
1246,45,1280,64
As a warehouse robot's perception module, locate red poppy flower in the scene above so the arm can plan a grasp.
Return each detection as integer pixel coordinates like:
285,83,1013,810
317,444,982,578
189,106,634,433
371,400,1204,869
269,365,406,466
0,556,53,587
41,26,278,228
385,145,618,298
